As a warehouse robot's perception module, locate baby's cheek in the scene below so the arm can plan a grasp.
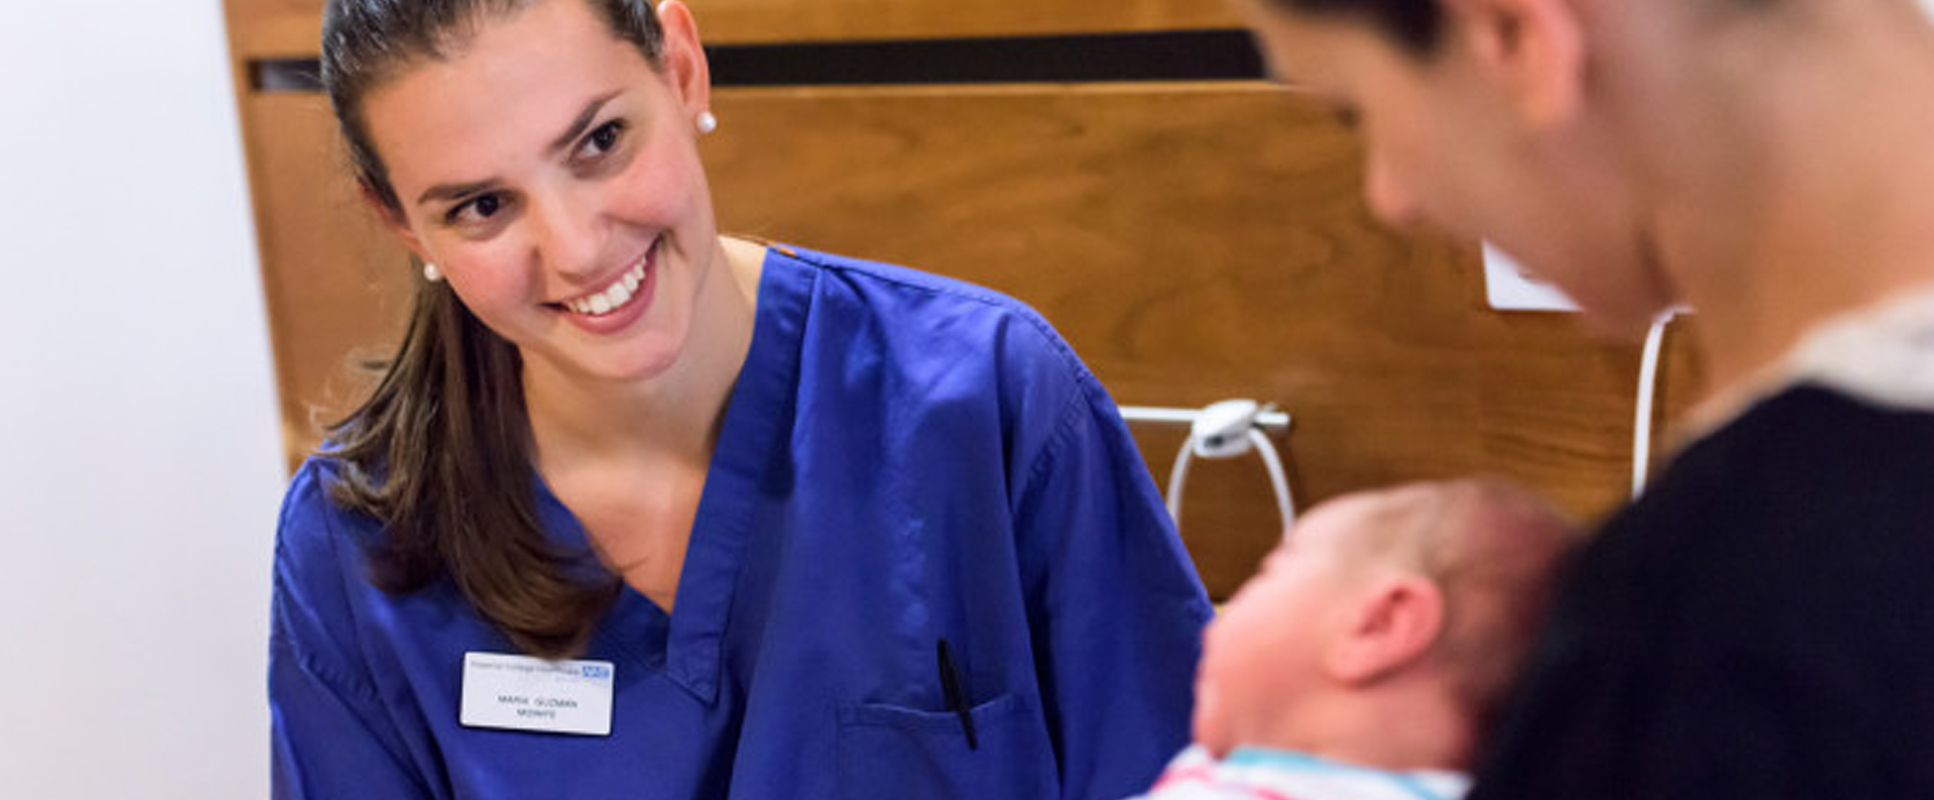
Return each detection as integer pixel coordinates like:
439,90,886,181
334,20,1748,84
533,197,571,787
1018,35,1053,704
1191,679,1227,753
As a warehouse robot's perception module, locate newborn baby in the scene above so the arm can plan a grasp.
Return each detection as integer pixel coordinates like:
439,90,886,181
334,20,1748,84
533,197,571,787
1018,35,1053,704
1134,479,1578,800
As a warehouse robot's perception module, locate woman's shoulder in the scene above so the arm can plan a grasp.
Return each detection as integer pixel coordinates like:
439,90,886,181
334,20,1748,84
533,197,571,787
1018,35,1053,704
1655,383,1934,508
280,455,341,525
276,453,385,556
1591,383,1934,615
776,245,1095,387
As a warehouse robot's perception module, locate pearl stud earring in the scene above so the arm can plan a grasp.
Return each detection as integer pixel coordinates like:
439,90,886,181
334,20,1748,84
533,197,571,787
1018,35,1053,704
423,262,443,283
696,111,718,135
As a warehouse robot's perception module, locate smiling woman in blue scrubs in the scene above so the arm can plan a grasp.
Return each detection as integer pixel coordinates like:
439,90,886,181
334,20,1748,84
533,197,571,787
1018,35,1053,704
267,0,1211,797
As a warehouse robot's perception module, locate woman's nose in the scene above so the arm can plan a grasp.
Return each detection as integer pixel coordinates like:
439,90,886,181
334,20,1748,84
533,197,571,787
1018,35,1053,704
527,188,606,278
1363,151,1422,230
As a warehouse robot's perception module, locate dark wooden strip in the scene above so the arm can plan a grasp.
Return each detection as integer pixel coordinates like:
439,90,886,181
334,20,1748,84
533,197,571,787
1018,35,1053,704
250,29,1264,92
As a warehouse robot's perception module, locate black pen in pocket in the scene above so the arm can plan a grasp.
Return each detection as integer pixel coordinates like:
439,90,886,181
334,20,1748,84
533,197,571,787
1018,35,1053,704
936,638,979,751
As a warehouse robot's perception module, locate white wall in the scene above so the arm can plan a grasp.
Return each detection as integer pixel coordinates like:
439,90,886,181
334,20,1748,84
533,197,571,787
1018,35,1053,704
0,1,282,798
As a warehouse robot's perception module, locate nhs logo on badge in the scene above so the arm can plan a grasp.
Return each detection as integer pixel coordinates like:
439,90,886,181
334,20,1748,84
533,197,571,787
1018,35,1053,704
581,664,613,680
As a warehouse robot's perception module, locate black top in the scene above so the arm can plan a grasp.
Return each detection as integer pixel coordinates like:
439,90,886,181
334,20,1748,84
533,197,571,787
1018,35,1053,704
1472,384,1934,799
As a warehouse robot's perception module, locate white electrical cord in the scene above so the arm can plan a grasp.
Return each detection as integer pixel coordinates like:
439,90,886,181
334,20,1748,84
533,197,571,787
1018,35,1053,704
1249,428,1295,530
1632,311,1677,497
1165,442,1194,524
1158,400,1296,536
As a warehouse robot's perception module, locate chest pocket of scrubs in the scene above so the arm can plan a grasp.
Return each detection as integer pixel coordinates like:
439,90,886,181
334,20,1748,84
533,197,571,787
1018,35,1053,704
835,693,1058,799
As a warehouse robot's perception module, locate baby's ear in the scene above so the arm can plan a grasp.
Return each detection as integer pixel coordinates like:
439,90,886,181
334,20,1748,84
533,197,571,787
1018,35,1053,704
1324,574,1444,684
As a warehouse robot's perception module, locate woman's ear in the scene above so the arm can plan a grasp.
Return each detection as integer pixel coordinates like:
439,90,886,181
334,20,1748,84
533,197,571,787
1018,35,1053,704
1324,574,1445,685
1440,0,1587,129
360,181,433,265
653,1,713,120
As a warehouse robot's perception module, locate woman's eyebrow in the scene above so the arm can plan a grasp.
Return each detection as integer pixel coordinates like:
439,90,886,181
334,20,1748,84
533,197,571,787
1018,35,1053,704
546,89,625,155
418,178,499,207
413,89,628,207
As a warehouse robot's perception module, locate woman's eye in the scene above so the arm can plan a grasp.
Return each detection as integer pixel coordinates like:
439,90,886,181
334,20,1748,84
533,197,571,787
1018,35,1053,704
578,120,625,159
447,193,505,226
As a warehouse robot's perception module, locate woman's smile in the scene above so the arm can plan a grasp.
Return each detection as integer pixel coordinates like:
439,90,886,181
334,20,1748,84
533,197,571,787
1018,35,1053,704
552,236,660,335
361,0,726,384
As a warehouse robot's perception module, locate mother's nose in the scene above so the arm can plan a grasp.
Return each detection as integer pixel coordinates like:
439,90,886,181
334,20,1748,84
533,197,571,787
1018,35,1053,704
1362,151,1423,230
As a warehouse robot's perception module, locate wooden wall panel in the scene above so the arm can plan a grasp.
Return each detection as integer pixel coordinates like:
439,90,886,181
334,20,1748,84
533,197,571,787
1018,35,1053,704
682,0,1240,45
703,84,1705,594
225,0,331,59
222,1,1707,598
223,0,1243,59
238,93,415,470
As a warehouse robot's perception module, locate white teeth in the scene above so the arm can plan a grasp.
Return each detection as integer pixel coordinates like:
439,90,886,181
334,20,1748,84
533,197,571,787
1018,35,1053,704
562,257,649,317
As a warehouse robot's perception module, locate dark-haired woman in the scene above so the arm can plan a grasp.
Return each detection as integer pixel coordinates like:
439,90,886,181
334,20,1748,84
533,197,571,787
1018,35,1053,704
1230,0,1934,799
267,1,1209,797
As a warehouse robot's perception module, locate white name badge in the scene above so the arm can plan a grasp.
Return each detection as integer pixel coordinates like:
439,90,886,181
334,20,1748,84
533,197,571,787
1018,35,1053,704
460,652,615,736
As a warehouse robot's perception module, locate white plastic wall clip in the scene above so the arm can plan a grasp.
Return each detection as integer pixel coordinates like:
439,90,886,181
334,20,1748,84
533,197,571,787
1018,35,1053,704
1119,401,1296,537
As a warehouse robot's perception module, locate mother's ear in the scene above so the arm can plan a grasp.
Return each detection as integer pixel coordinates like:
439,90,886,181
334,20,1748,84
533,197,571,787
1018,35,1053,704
653,1,713,122
1439,0,1587,129
1323,574,1445,685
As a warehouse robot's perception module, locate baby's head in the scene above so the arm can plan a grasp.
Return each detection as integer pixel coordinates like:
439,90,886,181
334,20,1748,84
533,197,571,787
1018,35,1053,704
1192,478,1577,768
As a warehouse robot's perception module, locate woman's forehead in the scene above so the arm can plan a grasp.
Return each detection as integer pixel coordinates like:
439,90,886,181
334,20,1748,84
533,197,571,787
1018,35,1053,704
360,0,652,186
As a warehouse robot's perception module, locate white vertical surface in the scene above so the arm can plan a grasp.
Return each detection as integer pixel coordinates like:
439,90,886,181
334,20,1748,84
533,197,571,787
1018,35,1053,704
1482,242,1580,312
0,1,281,798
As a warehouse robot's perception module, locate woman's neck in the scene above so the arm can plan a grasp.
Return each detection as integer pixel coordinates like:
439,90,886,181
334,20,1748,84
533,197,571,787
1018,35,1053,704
523,236,767,468
1640,5,1934,395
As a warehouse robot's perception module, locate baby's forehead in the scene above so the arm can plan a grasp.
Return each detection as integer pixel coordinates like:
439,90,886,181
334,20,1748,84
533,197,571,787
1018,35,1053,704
1300,486,1442,537
1295,480,1552,572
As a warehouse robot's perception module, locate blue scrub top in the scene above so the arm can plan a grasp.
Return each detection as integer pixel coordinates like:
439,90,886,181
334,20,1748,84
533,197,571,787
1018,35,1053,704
270,246,1212,799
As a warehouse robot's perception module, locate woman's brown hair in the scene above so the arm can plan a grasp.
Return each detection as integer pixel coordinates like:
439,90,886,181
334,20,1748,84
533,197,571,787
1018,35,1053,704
317,0,667,658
